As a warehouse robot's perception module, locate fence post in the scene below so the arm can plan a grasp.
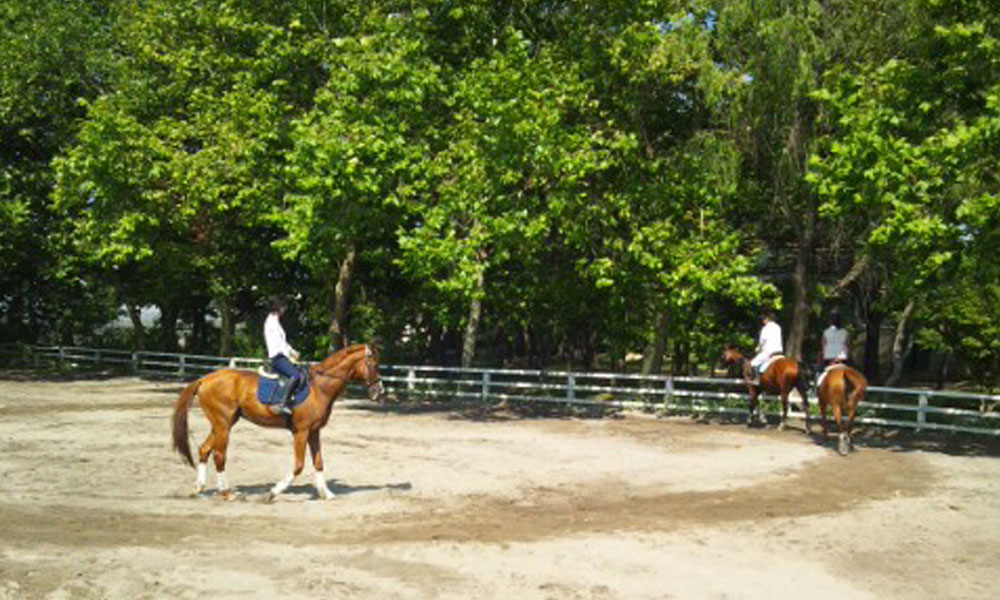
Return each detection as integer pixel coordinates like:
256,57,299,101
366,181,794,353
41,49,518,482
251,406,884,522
917,393,928,431
406,368,415,401
664,377,674,411
131,352,139,374
179,355,186,378
58,346,65,369
95,349,102,369
481,372,491,403
567,373,576,407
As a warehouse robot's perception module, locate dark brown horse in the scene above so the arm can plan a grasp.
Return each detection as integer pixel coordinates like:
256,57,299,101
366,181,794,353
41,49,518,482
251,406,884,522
816,364,867,455
722,345,811,431
172,344,385,500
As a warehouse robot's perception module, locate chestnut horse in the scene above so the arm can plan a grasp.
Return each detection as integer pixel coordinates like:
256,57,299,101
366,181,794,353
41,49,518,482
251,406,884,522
722,345,811,431
171,344,385,500
816,364,868,455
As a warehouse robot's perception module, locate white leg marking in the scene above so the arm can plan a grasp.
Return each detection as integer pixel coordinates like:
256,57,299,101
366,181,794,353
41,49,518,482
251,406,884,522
196,463,207,491
271,472,295,496
217,471,229,492
314,471,334,500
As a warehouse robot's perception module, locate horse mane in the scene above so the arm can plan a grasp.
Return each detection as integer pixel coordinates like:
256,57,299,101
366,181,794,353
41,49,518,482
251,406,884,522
313,344,368,374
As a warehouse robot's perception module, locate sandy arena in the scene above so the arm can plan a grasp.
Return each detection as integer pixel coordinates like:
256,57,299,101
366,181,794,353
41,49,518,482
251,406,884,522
1,373,998,599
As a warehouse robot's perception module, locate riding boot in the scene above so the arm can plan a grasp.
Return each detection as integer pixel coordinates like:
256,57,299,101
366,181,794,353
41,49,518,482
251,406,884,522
269,379,294,416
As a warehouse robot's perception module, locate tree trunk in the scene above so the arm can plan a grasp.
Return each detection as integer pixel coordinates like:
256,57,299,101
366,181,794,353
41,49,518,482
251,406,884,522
127,303,146,352
217,296,233,357
672,338,685,375
461,267,485,368
786,207,815,361
328,245,356,350
885,299,915,386
188,302,209,354
642,310,670,376
159,302,179,352
428,322,445,365
935,352,952,390
59,308,74,346
863,310,883,383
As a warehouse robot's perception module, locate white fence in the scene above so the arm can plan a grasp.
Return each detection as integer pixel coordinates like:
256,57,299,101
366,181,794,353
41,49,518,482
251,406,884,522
3,344,999,436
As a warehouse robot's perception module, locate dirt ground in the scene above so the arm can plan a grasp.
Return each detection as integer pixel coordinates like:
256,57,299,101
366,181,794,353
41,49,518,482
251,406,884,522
1,373,998,600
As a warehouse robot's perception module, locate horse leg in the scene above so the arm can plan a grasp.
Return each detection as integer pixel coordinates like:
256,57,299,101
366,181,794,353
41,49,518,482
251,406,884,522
209,426,239,500
801,387,811,434
747,389,759,427
831,398,848,456
270,430,309,500
195,432,215,495
846,389,861,453
778,391,789,431
308,430,335,500
818,396,829,441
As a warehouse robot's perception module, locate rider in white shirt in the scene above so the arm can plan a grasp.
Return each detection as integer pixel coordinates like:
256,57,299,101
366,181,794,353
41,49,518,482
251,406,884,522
821,311,850,367
750,311,783,379
265,297,301,415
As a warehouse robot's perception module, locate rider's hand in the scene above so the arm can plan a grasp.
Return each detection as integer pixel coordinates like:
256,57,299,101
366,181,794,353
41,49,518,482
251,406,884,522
289,349,300,362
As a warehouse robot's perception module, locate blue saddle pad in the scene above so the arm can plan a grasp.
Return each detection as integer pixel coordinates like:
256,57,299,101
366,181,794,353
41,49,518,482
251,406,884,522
256,373,310,407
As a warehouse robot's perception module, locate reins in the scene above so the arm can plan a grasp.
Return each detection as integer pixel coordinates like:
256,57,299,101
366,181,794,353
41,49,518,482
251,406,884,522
309,346,381,391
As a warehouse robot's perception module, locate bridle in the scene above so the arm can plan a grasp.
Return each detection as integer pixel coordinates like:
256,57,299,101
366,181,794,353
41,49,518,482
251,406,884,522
362,345,385,400
312,345,384,401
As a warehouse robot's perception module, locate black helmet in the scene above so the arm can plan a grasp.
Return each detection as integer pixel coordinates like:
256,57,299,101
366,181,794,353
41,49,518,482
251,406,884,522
268,296,286,313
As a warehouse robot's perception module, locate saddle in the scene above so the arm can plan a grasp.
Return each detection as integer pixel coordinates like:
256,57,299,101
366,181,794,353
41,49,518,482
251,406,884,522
256,363,311,407
816,363,849,389
758,354,784,376
742,353,784,386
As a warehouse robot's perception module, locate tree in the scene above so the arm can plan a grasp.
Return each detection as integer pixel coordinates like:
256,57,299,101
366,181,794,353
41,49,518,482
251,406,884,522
53,0,299,354
0,0,115,343
283,9,442,351
808,0,1000,384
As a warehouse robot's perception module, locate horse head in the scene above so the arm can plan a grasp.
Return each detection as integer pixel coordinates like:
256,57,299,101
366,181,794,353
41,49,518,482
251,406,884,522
721,344,744,367
354,345,386,404
312,344,386,403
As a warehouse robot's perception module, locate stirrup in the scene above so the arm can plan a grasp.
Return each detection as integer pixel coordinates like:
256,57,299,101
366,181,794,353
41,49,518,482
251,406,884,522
269,403,292,416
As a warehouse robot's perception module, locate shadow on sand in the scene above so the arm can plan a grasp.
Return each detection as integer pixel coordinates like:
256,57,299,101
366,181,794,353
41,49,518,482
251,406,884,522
191,479,413,501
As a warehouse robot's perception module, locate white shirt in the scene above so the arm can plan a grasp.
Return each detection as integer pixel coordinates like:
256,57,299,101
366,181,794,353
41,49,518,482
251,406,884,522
823,326,849,360
751,320,783,368
264,313,294,358
757,321,783,356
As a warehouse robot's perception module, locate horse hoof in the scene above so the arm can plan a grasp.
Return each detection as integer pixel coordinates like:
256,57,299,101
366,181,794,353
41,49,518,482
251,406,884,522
220,490,237,502
266,492,278,504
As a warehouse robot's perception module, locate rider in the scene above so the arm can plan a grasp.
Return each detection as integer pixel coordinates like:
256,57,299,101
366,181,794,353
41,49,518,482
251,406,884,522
820,310,850,368
749,310,783,383
264,296,301,416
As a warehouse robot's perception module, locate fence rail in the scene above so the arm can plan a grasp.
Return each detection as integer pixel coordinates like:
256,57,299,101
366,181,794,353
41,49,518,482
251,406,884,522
2,343,999,436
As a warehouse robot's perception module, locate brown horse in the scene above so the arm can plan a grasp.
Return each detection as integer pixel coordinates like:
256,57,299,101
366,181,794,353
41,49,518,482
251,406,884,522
171,344,385,500
816,364,867,455
722,345,811,431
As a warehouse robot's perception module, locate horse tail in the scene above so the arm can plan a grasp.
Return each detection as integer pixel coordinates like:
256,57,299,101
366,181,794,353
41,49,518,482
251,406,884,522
796,360,812,400
172,378,202,468
845,368,868,409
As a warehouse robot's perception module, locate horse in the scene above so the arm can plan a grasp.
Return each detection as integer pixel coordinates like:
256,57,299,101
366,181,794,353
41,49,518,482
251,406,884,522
721,345,811,431
815,364,867,456
171,343,385,501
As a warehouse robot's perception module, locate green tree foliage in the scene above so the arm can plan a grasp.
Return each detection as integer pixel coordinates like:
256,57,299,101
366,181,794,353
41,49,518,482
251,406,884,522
809,0,1000,383
0,0,115,343
3,0,996,386
53,0,299,353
